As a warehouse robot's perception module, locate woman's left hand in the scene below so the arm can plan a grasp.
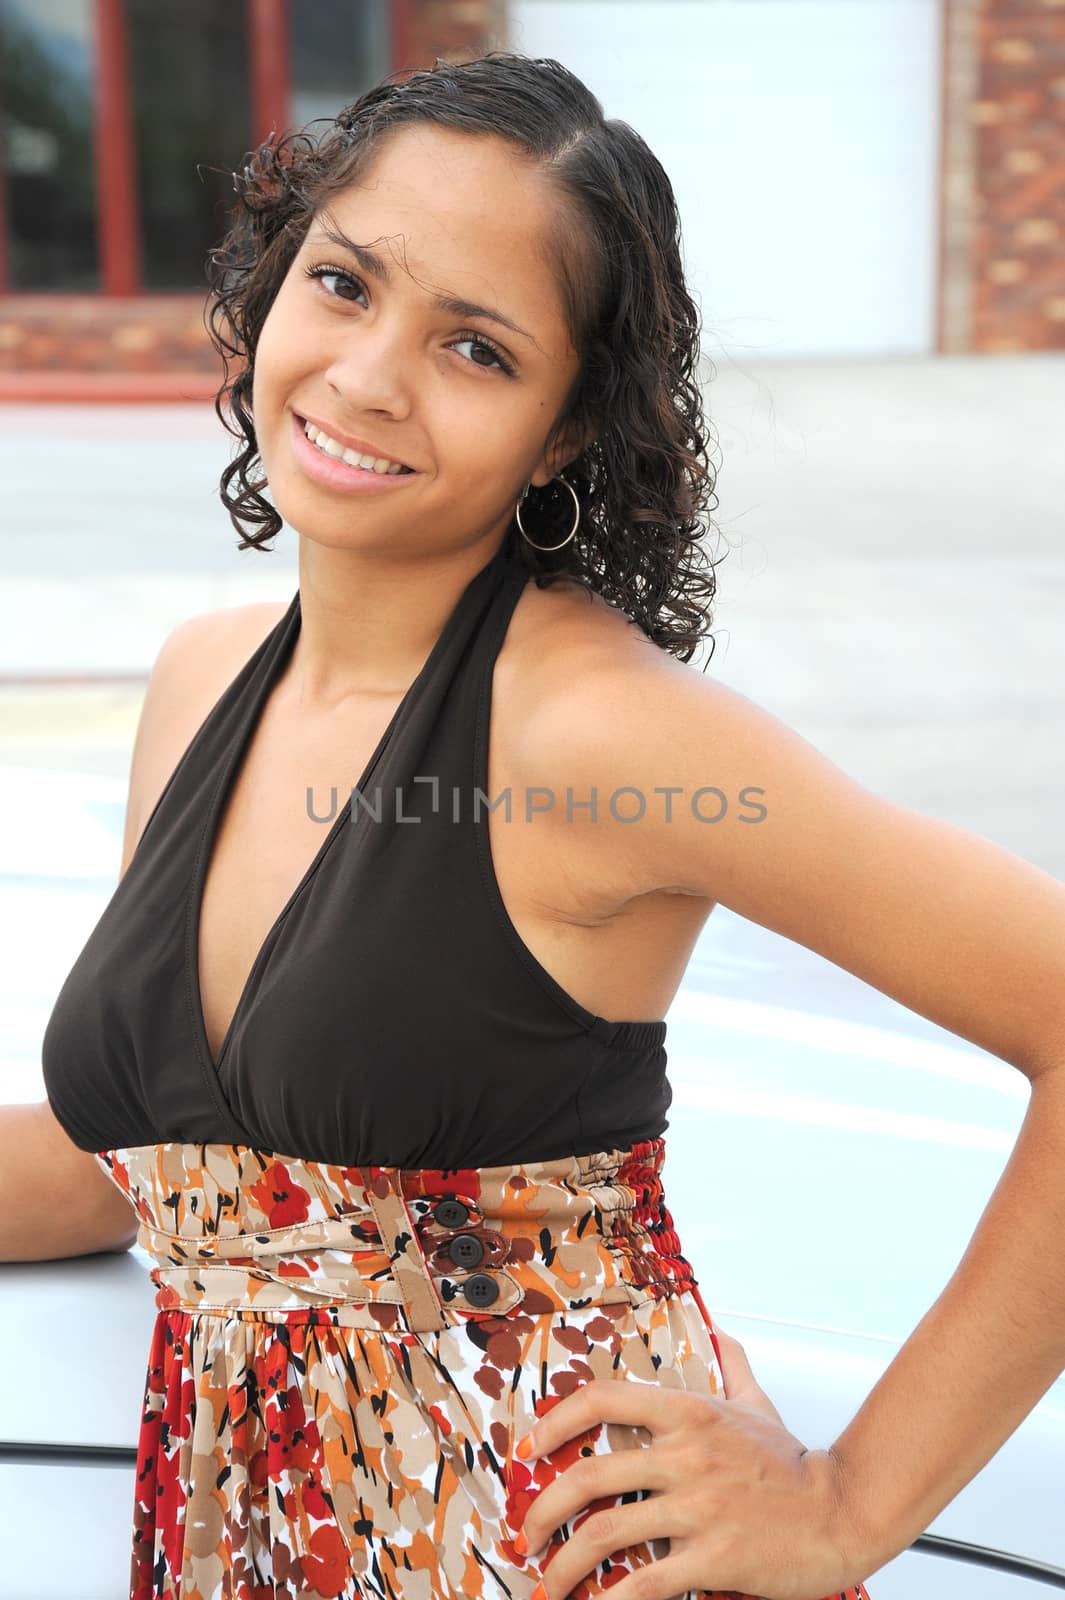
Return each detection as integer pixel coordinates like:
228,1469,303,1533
512,1328,868,1600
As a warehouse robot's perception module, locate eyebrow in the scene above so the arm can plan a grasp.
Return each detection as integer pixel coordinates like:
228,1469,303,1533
306,224,536,345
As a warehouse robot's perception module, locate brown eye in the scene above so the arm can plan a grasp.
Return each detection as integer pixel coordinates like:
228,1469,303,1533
451,333,513,375
304,264,366,304
301,263,516,377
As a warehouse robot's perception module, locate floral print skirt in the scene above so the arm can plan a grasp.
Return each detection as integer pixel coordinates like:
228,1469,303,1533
94,1136,872,1600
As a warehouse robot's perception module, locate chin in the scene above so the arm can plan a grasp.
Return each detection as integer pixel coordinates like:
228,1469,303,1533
285,513,383,551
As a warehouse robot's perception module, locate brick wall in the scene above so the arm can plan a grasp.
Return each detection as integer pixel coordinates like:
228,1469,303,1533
0,294,222,400
941,0,1065,352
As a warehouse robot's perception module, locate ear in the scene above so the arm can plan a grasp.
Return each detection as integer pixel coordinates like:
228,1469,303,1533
529,414,600,488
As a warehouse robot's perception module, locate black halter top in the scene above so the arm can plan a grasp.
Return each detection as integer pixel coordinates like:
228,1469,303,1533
41,542,671,1167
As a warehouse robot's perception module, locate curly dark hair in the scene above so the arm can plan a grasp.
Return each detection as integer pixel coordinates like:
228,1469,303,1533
205,50,726,663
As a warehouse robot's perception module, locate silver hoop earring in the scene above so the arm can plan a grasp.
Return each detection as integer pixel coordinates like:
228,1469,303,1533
516,475,580,552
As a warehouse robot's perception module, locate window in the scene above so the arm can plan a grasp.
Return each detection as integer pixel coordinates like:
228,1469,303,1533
290,0,390,129
0,0,99,290
0,0,394,299
125,0,251,292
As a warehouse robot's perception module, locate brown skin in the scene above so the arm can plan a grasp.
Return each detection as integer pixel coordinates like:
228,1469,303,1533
250,122,592,706
172,600,713,1068
23,121,1065,1582
177,67,1065,1103
187,122,711,1062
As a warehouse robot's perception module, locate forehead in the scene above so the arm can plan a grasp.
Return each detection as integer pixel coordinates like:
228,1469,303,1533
305,124,575,353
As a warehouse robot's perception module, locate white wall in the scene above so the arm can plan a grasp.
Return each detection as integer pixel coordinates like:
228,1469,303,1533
508,0,943,359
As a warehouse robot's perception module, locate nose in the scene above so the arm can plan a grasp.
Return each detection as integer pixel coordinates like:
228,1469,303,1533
322,314,415,419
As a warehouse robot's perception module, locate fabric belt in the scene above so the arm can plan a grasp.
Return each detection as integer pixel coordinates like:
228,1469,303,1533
113,1140,699,1334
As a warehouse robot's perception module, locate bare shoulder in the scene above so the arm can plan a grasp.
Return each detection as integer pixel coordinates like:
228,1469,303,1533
504,566,870,911
497,571,706,910
502,568,702,747
502,569,664,710
508,580,1065,1080
120,598,290,877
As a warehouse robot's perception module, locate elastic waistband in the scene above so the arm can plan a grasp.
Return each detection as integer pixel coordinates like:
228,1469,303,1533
94,1137,697,1332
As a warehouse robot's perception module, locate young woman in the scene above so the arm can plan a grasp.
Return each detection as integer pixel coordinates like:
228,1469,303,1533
34,49,1065,1600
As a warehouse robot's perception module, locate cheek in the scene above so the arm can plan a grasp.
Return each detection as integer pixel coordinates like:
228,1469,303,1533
436,403,533,482
252,291,311,391
249,337,276,443
250,309,307,461
251,310,287,412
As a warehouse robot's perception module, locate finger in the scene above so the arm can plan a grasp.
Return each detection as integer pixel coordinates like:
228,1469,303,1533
519,1376,704,1460
534,1493,691,1600
519,1442,672,1557
577,1551,699,1600
713,1331,788,1425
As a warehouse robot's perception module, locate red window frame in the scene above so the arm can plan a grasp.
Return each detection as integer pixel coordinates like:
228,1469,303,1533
0,0,409,297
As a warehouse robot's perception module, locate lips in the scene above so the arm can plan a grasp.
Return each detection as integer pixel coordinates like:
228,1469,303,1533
295,413,414,472
289,411,421,494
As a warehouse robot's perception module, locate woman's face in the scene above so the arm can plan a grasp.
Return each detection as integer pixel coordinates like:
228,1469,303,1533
252,122,589,555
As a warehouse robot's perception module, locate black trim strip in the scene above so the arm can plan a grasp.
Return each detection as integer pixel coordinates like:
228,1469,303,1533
0,1442,138,1469
909,1534,1065,1588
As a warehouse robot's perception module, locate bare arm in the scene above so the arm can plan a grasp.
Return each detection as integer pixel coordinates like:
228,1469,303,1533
0,1102,141,1260
519,645,1065,1579
0,602,288,1263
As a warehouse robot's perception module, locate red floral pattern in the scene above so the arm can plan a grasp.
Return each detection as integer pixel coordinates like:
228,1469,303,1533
94,1138,873,1600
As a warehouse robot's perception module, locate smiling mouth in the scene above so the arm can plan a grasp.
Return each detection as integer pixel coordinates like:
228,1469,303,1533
296,414,416,474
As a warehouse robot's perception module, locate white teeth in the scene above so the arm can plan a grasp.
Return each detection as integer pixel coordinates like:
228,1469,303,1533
303,420,409,475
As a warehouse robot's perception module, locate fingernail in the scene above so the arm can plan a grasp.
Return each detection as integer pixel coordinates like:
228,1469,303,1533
515,1431,535,1459
530,1585,547,1600
513,1528,527,1556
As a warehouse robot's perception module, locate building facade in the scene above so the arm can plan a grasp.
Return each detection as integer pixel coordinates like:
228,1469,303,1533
0,0,506,398
0,0,1060,401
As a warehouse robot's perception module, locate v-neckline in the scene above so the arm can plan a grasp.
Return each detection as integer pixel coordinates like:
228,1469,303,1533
186,545,514,1093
